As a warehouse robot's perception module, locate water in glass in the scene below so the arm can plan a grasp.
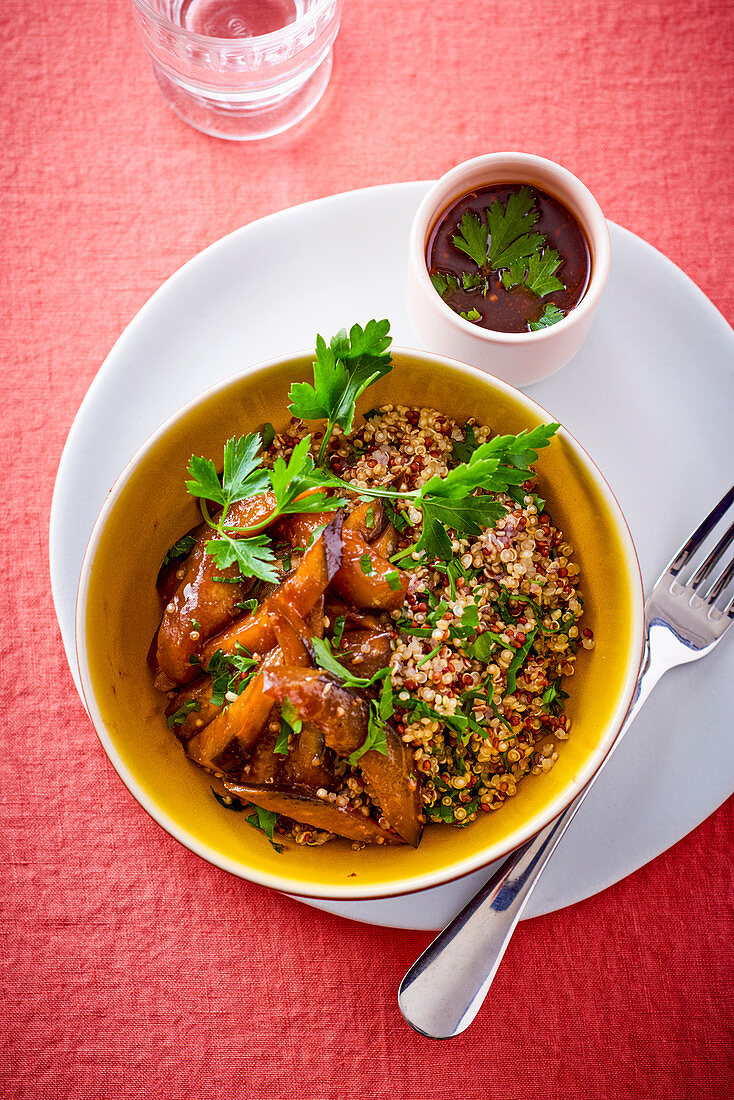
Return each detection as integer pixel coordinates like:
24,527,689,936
180,0,299,38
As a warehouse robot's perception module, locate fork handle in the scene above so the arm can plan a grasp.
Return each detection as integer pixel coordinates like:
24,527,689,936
398,636,667,1039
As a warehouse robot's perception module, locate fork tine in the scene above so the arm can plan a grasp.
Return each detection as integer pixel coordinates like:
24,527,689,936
668,484,734,577
688,519,734,595
704,548,734,608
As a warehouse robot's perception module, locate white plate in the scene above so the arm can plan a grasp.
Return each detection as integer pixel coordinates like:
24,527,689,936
50,182,734,930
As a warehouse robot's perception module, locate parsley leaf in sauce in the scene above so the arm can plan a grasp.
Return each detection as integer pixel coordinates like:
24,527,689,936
529,303,566,330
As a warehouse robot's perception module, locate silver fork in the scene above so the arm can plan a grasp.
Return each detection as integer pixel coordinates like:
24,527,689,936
399,484,734,1040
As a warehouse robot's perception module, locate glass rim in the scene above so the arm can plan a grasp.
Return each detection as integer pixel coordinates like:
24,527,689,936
131,0,338,46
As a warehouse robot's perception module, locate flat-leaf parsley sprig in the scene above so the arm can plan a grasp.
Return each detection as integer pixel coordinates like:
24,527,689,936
317,422,560,562
186,433,344,584
181,319,559,584
284,321,559,561
288,320,393,464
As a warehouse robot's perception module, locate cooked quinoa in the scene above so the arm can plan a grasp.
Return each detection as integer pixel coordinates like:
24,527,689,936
266,405,594,847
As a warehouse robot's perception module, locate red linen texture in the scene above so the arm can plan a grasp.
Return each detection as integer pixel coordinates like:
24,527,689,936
1,0,733,1097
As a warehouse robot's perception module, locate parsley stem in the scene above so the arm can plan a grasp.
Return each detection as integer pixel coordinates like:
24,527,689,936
199,498,220,532
418,644,442,667
390,539,423,563
200,498,273,541
326,475,418,503
391,546,415,563
317,423,335,467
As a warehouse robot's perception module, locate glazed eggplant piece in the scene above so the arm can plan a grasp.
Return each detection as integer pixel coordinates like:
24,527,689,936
271,601,312,665
371,522,398,559
282,721,335,792
165,675,221,741
186,646,285,775
279,499,384,548
263,668,369,745
244,727,284,786
324,597,381,632
261,667,423,847
331,528,409,611
156,491,277,684
343,499,385,541
306,596,325,641
335,627,393,680
187,598,316,778
156,522,203,606
222,783,404,845
166,601,318,745
275,509,333,549
187,598,317,776
200,513,343,666
280,507,407,611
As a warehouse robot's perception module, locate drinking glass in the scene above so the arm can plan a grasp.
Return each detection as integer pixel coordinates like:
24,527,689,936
131,0,344,140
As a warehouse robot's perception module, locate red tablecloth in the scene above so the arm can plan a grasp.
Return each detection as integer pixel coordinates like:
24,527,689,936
2,1,733,1096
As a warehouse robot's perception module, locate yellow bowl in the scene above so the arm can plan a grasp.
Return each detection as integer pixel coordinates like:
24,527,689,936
76,349,644,900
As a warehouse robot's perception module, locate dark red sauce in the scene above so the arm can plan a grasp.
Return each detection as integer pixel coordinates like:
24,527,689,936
427,184,591,334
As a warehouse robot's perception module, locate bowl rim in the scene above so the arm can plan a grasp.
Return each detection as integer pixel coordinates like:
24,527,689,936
75,344,644,900
408,151,612,346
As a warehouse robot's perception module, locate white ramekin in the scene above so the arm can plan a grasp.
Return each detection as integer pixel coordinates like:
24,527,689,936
407,152,611,388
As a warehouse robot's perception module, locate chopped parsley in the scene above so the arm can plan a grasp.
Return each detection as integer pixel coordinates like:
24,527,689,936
542,677,569,715
243,806,283,852
332,615,346,648
161,532,197,569
167,699,200,729
275,698,302,756
206,645,258,708
359,553,373,575
505,625,538,694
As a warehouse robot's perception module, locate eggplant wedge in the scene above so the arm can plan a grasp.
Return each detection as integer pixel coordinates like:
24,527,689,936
335,628,393,680
306,596,325,640
200,513,343,665
222,783,404,845
165,676,222,740
189,591,319,776
324,597,381,632
343,499,385,542
263,668,369,748
282,721,335,792
275,510,333,548
244,727,284,786
270,599,313,664
261,668,423,847
371,522,398,559
280,508,403,610
156,518,213,607
156,492,277,684
167,602,316,745
187,646,285,775
331,529,409,611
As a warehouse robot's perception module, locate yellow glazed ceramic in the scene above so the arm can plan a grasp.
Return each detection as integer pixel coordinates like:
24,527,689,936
77,349,644,900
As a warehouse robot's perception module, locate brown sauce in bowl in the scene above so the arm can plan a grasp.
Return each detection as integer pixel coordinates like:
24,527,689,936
427,184,591,334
